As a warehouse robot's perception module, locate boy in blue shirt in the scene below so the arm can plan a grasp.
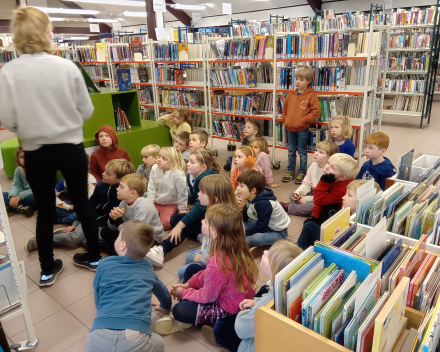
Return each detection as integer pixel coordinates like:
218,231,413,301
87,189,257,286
356,132,396,190
86,220,171,352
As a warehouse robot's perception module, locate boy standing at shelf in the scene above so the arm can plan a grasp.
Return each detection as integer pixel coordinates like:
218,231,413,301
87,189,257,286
223,119,260,172
281,66,321,184
356,132,396,190
90,125,131,181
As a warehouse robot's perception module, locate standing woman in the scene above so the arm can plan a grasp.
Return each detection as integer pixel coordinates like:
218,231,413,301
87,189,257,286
0,7,101,287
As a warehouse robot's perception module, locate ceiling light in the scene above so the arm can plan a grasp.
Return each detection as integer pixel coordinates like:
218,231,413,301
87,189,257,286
204,3,214,7
170,4,206,10
123,11,147,17
68,36,90,40
88,18,119,22
63,0,145,6
49,17,66,21
37,7,99,15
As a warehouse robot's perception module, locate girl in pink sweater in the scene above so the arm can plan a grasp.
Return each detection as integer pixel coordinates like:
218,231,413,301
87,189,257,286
154,203,258,335
250,138,280,188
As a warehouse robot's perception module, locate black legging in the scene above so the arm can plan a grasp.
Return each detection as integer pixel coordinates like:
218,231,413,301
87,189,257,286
25,143,100,275
161,213,203,255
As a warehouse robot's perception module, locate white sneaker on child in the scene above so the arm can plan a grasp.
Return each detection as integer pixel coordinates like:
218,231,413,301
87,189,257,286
154,313,192,335
146,245,164,268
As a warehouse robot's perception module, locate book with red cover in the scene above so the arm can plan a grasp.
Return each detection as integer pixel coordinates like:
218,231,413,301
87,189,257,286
289,295,303,323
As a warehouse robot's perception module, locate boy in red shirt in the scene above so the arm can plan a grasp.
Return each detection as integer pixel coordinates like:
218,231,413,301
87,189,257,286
296,153,358,250
281,66,320,184
90,125,131,181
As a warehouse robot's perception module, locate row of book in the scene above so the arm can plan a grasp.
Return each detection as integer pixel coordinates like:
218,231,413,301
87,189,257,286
0,50,16,64
115,65,151,83
390,7,437,26
76,48,97,62
157,89,201,109
209,68,257,88
155,68,184,85
209,37,268,60
270,16,315,34
152,43,202,61
384,78,426,94
389,33,431,49
113,108,131,131
317,99,343,122
316,10,371,32
101,34,147,44
212,119,245,141
138,89,153,104
211,92,261,115
55,49,73,60
84,65,109,80
389,96,425,112
387,55,430,72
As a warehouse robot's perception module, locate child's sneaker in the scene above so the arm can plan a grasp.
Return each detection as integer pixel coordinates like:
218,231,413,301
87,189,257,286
295,173,305,184
6,206,16,217
39,259,64,287
154,313,192,335
282,171,295,183
16,205,34,217
53,228,68,235
24,237,38,253
146,245,164,268
73,252,101,272
201,325,221,347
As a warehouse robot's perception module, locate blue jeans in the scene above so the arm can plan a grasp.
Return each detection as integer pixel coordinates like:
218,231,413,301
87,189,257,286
3,192,37,208
226,156,232,168
177,249,205,282
55,207,78,225
287,128,309,174
297,221,320,250
244,220,288,247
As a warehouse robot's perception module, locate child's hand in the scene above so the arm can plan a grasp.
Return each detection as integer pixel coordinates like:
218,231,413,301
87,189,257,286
167,225,183,245
170,283,190,300
292,193,300,200
110,207,125,220
65,225,76,233
9,196,20,208
297,196,304,204
239,299,256,310
69,205,74,211
271,184,281,188
152,298,166,311
194,253,201,262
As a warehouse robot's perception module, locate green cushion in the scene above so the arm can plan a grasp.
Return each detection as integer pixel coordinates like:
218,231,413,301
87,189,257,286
0,137,19,179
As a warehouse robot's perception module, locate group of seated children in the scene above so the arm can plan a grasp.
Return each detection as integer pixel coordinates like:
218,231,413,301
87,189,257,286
15,98,398,352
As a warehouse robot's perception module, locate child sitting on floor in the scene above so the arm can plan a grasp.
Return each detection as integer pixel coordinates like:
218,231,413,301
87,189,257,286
157,107,193,140
87,220,171,352
154,204,258,338
189,130,208,150
250,137,280,188
330,116,355,158
280,140,338,217
3,146,36,217
146,147,188,230
90,125,131,181
230,146,259,191
174,131,191,164
137,144,160,183
236,170,291,248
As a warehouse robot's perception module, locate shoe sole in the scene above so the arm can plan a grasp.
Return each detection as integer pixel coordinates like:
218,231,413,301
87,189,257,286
73,259,97,272
38,264,64,287
201,325,221,347
154,318,175,335
24,238,37,254
147,255,164,268
282,179,294,183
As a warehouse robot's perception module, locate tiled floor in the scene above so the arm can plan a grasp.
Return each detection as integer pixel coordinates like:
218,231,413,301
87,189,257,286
1,108,440,351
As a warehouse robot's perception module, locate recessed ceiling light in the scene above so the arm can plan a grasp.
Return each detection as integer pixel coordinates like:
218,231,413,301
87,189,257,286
123,11,147,17
37,7,99,15
88,18,119,22
68,36,90,40
169,3,206,10
63,0,144,6
49,17,66,21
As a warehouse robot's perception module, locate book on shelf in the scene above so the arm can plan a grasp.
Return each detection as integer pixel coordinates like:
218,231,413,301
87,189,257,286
209,37,268,60
389,32,431,49
129,39,143,61
271,16,315,34
390,95,424,112
138,89,153,104
153,42,202,61
387,54,429,72
0,49,16,64
95,42,106,62
76,47,97,62
158,89,201,109
211,91,262,115
384,77,426,94
209,68,256,88
116,68,132,91
110,45,131,62
178,43,189,61
113,108,131,131
315,10,370,32
389,7,436,26
155,67,185,85
102,34,147,45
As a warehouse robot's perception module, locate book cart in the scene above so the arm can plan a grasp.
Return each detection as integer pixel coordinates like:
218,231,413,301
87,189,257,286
0,184,37,351
378,1,440,129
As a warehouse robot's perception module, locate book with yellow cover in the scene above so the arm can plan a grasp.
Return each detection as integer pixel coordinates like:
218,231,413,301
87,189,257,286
372,277,410,352
320,207,351,243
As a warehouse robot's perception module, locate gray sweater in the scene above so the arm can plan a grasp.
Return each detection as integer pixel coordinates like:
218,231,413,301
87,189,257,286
0,53,94,151
108,197,164,242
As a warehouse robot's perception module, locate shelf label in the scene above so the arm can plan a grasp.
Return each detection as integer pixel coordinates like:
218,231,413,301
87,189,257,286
222,3,232,15
153,0,166,12
113,22,121,31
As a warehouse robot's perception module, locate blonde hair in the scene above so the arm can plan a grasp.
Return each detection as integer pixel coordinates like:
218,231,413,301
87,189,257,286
365,132,390,150
121,173,147,196
120,220,155,260
176,131,190,147
12,7,53,55
189,149,220,173
250,137,269,155
330,116,353,140
199,175,238,208
106,159,135,179
347,179,381,194
328,153,358,179
15,146,24,166
160,147,186,172
295,65,314,81
316,140,339,157
268,240,304,283
207,204,258,292
174,107,193,130
141,144,160,157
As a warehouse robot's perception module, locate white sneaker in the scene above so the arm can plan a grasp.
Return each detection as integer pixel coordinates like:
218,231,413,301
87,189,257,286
154,313,192,335
146,245,164,268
